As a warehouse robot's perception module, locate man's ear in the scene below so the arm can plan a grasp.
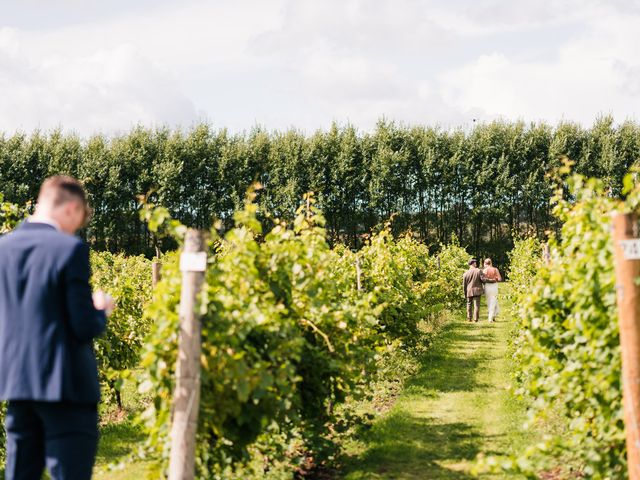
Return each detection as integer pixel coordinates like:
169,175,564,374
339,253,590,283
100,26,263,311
68,202,79,217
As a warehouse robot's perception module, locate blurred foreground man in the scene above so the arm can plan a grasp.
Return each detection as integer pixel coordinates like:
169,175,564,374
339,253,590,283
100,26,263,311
0,176,114,480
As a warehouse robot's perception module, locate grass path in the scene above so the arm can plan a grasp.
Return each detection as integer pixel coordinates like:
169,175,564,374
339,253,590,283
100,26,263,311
90,300,531,479
342,303,533,479
93,420,153,480
93,376,153,480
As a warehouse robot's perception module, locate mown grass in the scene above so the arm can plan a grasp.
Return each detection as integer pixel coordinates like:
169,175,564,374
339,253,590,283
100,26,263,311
93,374,153,480
340,299,535,479
94,420,153,480
2,300,536,480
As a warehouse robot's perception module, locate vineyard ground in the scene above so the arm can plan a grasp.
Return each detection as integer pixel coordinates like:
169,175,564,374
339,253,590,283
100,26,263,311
87,296,534,479
94,375,152,479
341,298,534,479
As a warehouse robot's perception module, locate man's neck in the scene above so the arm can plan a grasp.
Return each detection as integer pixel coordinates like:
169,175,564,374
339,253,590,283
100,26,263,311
29,214,62,232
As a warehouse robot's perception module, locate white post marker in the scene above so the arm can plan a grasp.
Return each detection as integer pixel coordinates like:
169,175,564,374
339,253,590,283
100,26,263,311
620,239,640,260
180,251,208,272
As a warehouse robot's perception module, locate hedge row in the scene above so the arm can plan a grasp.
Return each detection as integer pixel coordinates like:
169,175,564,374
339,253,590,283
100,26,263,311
2,117,639,264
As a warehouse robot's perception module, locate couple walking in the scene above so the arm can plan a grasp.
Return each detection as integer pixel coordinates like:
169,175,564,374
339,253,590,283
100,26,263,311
463,258,502,323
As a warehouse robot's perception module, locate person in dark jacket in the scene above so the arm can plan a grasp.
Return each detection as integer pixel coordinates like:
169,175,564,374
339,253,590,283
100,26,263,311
0,176,115,480
462,258,484,322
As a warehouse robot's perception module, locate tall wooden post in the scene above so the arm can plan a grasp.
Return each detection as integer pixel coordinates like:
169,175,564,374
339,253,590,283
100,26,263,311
612,212,640,480
542,243,551,265
168,229,207,480
152,244,162,288
355,255,362,292
152,260,162,287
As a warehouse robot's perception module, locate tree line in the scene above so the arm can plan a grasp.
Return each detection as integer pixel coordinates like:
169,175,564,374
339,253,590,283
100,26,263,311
1,116,638,264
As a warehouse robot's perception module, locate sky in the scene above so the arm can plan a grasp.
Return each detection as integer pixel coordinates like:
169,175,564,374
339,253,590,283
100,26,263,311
0,0,639,136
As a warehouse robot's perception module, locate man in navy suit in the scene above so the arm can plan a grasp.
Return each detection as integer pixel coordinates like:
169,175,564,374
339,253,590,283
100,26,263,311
0,176,115,480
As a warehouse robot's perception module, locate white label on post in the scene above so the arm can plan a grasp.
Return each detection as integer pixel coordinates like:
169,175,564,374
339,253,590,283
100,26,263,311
620,239,640,260
180,252,207,272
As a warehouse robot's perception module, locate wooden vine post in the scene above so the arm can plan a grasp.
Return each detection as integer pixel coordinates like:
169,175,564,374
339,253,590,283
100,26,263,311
168,229,207,480
152,261,162,287
542,243,551,265
151,240,163,288
355,255,362,292
612,212,640,480
152,244,162,288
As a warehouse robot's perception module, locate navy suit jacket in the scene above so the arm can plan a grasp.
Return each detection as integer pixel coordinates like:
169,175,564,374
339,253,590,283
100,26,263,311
0,222,106,403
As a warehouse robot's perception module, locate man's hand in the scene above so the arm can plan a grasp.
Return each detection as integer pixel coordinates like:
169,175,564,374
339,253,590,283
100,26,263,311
93,290,115,317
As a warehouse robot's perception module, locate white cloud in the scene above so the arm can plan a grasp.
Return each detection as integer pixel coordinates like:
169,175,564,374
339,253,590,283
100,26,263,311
0,0,284,135
438,1,640,125
0,0,638,134
298,50,407,101
18,1,285,71
0,27,198,135
254,0,455,58
427,0,584,36
246,0,473,129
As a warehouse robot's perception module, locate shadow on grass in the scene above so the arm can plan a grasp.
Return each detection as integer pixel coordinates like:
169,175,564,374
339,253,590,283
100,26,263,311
407,321,494,394
342,319,502,479
342,410,489,479
97,419,146,462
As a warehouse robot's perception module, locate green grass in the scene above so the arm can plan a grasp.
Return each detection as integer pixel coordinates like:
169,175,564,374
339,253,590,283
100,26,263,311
93,420,153,480
93,374,154,480
3,301,535,479
341,302,535,479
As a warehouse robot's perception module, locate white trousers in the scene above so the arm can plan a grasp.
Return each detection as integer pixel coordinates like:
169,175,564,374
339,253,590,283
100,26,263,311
484,282,499,321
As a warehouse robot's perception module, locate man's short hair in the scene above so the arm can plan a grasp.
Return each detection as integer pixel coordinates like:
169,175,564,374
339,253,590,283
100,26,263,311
38,176,91,224
468,258,478,266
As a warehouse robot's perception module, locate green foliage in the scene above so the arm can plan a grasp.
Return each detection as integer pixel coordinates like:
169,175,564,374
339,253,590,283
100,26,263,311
2,118,639,263
0,194,27,233
138,194,467,478
431,240,472,310
91,252,153,407
506,236,543,303
492,175,625,478
357,233,467,343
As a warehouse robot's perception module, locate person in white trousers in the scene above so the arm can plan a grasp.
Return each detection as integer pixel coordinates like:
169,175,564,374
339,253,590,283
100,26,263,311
482,258,502,322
